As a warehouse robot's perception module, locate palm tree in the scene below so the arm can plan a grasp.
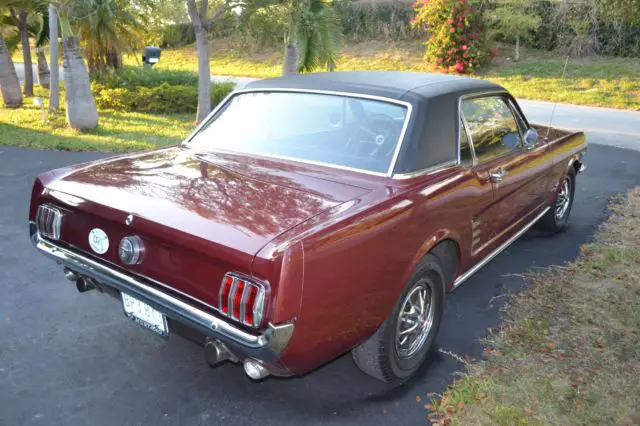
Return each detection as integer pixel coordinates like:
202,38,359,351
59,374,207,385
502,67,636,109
73,0,145,74
0,37,22,107
57,2,98,130
282,0,340,76
48,2,58,111
8,5,34,95
2,2,51,90
35,3,49,88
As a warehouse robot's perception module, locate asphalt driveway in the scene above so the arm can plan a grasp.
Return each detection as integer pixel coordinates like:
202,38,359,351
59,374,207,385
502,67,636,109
1,142,640,426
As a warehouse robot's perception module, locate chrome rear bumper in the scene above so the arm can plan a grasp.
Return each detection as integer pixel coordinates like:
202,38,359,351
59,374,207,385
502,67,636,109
29,224,293,362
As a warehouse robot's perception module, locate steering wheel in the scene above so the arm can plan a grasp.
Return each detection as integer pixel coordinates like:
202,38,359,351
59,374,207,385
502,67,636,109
346,114,397,157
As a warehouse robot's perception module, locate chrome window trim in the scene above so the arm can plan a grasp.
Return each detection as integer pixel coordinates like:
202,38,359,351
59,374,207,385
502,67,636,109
183,87,414,179
457,104,477,167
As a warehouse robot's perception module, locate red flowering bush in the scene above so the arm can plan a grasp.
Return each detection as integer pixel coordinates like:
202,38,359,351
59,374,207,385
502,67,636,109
411,0,488,74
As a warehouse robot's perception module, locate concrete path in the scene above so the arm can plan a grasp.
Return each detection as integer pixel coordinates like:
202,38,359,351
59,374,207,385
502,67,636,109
15,63,640,150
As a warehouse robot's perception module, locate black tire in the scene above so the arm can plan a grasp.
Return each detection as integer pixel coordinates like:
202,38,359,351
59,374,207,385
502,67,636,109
536,167,576,233
351,254,445,384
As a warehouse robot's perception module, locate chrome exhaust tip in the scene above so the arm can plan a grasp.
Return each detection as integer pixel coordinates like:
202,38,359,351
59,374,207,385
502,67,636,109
64,268,78,282
204,338,231,366
243,359,270,380
76,276,97,293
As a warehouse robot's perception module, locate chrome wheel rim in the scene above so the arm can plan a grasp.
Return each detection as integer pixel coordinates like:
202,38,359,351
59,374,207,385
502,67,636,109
395,281,435,359
555,177,571,220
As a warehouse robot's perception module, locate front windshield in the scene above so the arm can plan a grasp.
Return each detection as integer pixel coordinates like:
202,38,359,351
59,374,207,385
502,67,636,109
188,91,409,174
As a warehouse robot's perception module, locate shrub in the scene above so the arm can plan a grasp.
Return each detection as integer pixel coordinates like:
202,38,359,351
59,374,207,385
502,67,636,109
91,68,234,114
92,67,199,88
412,0,488,74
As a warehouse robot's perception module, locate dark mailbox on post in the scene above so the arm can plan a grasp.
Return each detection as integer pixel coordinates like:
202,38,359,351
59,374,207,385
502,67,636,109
142,46,161,66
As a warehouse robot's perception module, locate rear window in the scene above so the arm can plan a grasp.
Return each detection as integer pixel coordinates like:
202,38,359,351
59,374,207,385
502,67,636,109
188,91,409,174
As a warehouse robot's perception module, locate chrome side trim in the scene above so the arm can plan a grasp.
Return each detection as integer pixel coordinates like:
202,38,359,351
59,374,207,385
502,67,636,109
452,206,550,290
30,230,294,360
392,160,459,180
183,87,413,179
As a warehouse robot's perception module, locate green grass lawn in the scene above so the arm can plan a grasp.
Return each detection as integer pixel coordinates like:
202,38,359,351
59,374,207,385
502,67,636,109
0,88,194,152
426,189,640,425
124,39,640,110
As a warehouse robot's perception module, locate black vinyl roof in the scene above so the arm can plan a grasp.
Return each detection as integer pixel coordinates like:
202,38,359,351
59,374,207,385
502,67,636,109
244,71,511,175
245,71,505,101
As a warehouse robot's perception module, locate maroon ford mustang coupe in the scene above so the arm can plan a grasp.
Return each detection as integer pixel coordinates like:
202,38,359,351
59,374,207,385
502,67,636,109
29,72,586,383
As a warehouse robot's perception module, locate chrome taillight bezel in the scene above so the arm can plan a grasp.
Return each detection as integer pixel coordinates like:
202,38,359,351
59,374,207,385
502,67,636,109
218,273,267,328
36,204,63,240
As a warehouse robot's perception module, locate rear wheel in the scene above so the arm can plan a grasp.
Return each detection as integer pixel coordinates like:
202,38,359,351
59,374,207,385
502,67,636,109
536,168,576,233
351,254,445,383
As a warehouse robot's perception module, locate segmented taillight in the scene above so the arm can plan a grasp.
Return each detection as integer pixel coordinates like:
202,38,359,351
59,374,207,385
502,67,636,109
219,273,266,328
36,204,63,240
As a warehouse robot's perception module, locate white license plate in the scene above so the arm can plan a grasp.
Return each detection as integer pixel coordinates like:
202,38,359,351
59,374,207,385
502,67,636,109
121,292,168,337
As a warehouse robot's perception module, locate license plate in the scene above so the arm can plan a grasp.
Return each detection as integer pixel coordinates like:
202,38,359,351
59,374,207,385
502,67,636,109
121,292,168,337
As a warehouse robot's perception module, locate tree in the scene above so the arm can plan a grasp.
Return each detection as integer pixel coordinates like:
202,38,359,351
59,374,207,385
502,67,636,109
48,3,59,110
35,3,49,88
186,0,211,123
9,5,33,95
0,37,22,107
282,0,340,76
486,0,540,62
73,0,145,73
186,0,228,123
57,1,98,130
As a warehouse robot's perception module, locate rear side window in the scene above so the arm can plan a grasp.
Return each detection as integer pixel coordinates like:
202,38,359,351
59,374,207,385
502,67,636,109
461,96,522,164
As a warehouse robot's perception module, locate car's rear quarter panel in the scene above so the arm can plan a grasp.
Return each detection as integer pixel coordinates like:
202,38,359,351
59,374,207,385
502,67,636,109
261,169,484,374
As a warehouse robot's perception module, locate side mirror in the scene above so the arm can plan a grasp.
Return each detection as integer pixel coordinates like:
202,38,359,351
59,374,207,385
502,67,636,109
524,128,538,149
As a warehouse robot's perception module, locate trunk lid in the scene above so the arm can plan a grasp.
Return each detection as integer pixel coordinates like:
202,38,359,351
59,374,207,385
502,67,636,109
46,147,369,306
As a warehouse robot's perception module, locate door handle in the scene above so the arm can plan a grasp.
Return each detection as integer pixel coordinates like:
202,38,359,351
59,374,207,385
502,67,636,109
489,167,507,182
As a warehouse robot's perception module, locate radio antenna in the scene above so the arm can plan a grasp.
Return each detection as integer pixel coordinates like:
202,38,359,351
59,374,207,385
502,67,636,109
545,56,570,141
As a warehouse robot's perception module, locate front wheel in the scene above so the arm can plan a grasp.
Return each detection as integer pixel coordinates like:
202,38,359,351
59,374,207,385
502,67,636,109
351,254,445,384
536,167,576,233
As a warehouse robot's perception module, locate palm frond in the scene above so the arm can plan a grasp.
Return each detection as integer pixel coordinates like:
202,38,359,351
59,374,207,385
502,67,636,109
294,0,341,73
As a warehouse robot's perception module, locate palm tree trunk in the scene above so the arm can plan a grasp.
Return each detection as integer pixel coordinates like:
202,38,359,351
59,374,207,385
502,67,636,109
0,39,23,108
62,36,98,130
16,10,34,96
515,35,520,62
187,0,211,124
282,42,299,76
49,4,59,112
37,48,50,89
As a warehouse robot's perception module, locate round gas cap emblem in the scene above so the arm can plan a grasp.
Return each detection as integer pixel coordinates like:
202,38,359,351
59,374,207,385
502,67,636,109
88,228,109,254
118,236,144,265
